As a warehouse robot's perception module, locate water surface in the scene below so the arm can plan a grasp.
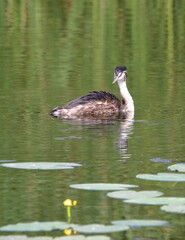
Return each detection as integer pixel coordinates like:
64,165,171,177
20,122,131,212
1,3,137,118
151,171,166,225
0,1,185,239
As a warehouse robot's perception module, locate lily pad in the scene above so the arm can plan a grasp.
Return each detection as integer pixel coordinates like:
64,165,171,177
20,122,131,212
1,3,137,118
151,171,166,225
54,136,82,140
0,160,16,163
0,162,82,170
0,236,27,240
0,235,112,240
150,158,171,163
107,190,163,199
74,224,129,234
0,221,77,232
26,237,52,240
124,197,185,205
161,205,185,214
111,219,169,227
86,236,112,240
136,173,185,182
70,183,138,191
57,236,112,240
55,236,85,240
167,163,185,173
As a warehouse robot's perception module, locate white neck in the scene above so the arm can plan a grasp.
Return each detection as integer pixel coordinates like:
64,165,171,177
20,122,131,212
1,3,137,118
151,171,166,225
118,80,134,112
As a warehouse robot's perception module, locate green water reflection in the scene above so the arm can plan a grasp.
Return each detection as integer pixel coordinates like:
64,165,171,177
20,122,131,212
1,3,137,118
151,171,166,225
0,0,185,239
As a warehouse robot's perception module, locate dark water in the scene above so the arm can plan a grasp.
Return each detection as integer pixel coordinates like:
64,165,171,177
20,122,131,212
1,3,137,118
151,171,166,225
0,0,185,239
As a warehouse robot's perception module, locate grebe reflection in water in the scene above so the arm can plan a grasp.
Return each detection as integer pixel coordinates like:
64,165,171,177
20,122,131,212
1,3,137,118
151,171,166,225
49,67,134,119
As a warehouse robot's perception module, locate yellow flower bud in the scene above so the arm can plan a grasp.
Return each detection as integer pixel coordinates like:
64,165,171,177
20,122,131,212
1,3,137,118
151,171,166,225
73,200,77,206
63,199,72,206
64,228,72,235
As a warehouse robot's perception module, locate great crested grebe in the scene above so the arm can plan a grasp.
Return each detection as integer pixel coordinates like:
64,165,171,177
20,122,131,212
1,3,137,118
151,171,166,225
49,66,134,119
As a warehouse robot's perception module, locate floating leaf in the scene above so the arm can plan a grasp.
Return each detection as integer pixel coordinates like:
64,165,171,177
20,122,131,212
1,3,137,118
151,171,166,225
161,205,185,214
0,236,27,240
53,236,85,240
150,158,171,163
0,160,16,163
107,190,163,199
70,183,138,191
0,221,77,232
124,197,185,205
0,235,112,240
111,219,169,227
74,224,129,234
0,162,82,170
58,236,112,240
86,236,112,240
136,173,185,182
26,237,52,240
54,136,82,140
167,163,185,173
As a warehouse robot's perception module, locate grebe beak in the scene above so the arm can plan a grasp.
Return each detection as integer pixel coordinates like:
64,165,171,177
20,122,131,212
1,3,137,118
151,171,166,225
112,70,127,84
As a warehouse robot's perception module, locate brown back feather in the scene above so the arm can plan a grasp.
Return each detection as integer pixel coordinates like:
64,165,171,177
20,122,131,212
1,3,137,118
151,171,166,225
61,91,121,109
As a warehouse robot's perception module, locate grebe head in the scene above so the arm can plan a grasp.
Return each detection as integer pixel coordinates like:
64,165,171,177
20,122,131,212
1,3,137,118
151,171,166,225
113,66,127,84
